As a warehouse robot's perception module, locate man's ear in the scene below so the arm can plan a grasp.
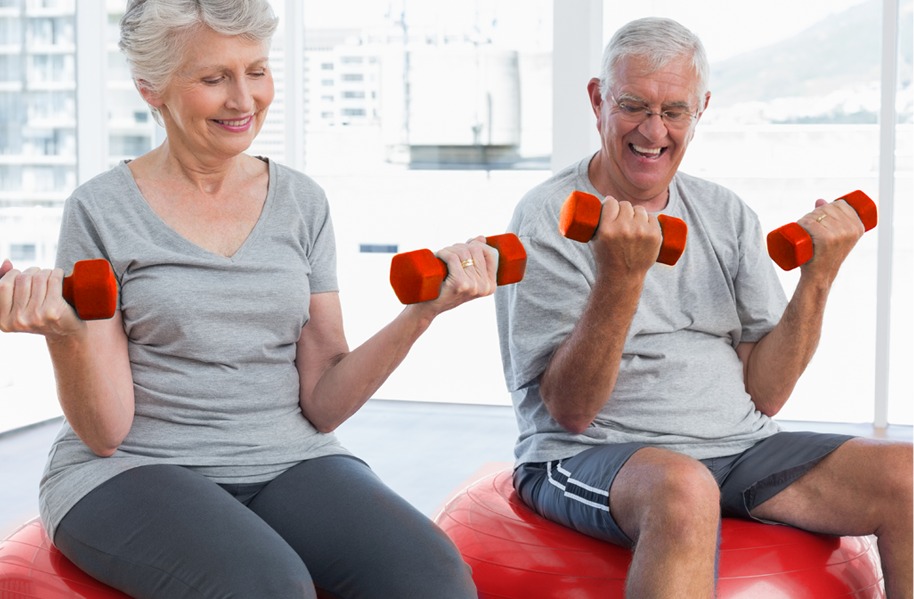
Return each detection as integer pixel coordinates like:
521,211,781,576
587,78,603,120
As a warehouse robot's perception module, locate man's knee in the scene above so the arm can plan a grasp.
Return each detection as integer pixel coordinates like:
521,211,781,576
884,442,913,509
614,449,719,538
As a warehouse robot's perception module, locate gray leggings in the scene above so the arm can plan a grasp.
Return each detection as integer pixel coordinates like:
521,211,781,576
54,455,476,599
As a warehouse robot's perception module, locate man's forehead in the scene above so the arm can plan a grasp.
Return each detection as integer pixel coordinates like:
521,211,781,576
612,55,701,99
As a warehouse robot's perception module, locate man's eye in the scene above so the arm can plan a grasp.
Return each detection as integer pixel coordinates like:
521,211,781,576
663,110,686,121
619,102,645,114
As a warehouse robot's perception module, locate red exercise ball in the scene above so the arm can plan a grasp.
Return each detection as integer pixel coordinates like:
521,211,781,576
434,468,884,598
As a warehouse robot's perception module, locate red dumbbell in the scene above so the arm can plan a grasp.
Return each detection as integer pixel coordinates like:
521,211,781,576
558,190,688,266
390,234,527,305
62,259,118,320
766,190,877,271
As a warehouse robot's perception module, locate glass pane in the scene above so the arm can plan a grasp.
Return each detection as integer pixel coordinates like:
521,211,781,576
0,2,157,433
297,0,553,405
604,0,912,424
105,6,156,166
0,0,76,432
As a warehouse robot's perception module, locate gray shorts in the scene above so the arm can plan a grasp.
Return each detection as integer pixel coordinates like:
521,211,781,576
513,431,853,547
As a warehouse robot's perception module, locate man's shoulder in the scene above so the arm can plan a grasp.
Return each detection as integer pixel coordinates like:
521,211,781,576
512,157,590,228
674,171,739,200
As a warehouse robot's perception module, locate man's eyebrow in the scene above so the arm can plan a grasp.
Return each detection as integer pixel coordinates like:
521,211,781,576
617,93,693,110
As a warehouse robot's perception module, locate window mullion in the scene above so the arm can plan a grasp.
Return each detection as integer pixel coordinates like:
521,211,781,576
75,2,108,185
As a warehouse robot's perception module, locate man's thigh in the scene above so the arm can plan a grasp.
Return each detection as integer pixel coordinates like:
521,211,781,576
513,443,651,547
747,435,908,535
715,431,852,521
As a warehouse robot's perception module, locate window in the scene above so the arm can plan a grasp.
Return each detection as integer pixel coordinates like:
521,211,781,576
0,1,909,434
598,0,912,425
294,0,553,406
9,243,36,261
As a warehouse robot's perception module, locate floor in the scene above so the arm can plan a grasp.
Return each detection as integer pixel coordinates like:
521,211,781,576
1,399,910,541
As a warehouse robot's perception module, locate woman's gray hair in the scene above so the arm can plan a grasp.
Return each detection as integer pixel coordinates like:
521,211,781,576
119,0,278,124
599,17,710,107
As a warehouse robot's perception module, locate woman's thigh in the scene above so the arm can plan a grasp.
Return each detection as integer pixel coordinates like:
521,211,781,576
248,455,477,599
54,464,316,599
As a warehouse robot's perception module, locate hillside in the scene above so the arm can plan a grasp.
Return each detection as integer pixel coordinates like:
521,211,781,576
709,0,912,123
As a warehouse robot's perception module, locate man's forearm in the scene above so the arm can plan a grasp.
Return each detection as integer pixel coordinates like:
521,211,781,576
539,274,644,433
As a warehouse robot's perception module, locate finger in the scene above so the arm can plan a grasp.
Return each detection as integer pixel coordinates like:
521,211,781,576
23,268,51,314
480,243,499,285
0,266,18,324
631,204,650,223
11,268,39,313
0,259,12,278
600,196,621,224
47,268,66,312
467,240,499,292
614,200,636,223
436,245,465,278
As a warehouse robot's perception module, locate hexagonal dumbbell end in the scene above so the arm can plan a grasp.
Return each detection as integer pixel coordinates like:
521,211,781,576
766,190,877,271
61,259,118,320
559,190,688,266
389,233,527,304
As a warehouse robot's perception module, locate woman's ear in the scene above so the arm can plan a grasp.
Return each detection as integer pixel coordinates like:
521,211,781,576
135,79,162,109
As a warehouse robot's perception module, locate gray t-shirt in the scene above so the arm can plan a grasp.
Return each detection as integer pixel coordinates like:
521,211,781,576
39,158,351,540
495,156,787,465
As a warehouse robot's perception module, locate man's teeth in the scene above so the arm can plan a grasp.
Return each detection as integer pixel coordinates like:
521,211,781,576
632,144,662,156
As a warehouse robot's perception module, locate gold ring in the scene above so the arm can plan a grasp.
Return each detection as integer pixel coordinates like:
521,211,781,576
816,214,828,223
460,258,475,269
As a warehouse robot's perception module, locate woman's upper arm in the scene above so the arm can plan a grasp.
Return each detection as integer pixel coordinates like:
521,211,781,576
296,292,349,409
51,310,135,455
90,311,133,392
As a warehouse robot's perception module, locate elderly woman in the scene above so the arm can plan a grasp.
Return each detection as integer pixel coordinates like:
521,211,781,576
0,1,485,597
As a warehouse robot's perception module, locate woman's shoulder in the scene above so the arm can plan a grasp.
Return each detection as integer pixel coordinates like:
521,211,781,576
262,157,325,195
66,162,137,210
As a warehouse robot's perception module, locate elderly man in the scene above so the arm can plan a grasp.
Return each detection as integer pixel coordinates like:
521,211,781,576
495,16,912,598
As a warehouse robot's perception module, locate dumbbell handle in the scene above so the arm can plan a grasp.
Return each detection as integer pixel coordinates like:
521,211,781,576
61,259,118,320
389,233,527,305
766,190,877,271
558,190,688,266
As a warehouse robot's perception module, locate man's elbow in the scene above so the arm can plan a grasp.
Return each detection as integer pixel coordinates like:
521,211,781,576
750,390,790,418
557,417,591,435
547,404,593,435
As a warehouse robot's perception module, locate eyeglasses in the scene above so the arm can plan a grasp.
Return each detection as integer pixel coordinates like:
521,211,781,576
608,94,699,130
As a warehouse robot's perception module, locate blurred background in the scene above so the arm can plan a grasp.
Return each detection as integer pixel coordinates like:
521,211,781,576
1,0,911,458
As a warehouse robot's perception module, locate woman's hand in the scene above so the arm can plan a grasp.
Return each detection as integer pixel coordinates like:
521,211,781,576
0,262,86,339
420,235,500,316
